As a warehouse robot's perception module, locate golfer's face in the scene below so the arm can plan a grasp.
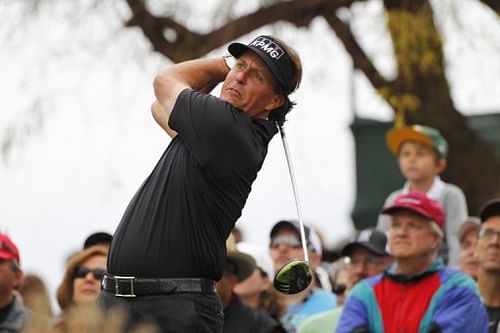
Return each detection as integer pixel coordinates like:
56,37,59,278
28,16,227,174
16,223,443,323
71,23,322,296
220,51,281,118
269,230,303,271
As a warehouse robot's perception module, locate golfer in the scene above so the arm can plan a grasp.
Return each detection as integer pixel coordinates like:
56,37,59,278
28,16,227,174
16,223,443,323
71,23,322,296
100,35,302,332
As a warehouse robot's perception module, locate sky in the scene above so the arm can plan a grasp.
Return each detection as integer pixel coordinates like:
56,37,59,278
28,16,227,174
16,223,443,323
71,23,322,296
0,0,499,310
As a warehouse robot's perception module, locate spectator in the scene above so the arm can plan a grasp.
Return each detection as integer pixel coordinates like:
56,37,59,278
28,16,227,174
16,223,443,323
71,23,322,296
53,245,108,332
234,242,275,309
218,249,284,332
83,231,112,249
476,199,500,333
377,125,468,268
18,273,53,318
269,220,337,331
457,217,481,279
298,228,391,333
338,192,487,333
328,259,349,307
0,232,28,332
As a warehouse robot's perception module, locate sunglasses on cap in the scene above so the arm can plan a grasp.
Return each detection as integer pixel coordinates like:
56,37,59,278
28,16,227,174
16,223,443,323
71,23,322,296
270,235,302,249
74,266,106,280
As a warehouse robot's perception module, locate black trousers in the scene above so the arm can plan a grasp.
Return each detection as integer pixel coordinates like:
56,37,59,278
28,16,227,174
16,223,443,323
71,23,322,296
98,290,223,333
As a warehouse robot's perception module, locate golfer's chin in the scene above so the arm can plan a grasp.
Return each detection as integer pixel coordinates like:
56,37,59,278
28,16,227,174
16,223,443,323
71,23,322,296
221,92,240,106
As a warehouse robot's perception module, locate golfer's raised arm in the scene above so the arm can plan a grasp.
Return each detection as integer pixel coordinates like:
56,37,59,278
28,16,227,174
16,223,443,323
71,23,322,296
152,58,228,137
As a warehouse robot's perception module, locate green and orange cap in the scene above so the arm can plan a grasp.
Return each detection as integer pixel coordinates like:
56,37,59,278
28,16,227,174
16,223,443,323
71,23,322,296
386,125,448,159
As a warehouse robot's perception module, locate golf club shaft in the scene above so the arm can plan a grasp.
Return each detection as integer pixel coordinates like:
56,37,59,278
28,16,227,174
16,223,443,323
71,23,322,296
278,125,309,263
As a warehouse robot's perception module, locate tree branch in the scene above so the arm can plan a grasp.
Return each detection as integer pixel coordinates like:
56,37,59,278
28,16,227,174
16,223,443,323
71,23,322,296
124,0,359,62
322,11,391,90
478,0,500,13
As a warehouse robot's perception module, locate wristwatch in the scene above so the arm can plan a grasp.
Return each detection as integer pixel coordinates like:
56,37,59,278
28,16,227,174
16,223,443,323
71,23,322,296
222,55,235,70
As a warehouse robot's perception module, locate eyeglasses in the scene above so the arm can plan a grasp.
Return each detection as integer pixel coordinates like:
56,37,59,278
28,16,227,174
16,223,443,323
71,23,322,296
349,255,383,267
270,235,302,249
479,228,500,241
74,266,106,280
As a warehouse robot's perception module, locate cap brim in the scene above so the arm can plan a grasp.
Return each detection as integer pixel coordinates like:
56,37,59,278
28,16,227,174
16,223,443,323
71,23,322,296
228,42,286,94
382,205,434,223
0,252,16,263
270,221,300,239
386,127,435,155
226,251,256,282
341,242,387,257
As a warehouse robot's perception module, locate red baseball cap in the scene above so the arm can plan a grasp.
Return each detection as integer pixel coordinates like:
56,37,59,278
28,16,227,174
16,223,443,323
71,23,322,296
0,233,20,266
382,192,445,229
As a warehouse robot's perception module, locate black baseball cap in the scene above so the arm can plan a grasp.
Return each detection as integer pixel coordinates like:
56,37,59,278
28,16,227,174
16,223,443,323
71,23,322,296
269,220,322,255
225,251,256,282
228,35,297,95
479,198,500,223
83,231,113,249
341,228,388,257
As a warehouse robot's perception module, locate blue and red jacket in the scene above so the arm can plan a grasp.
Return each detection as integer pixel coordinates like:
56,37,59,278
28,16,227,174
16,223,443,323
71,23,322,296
336,261,488,333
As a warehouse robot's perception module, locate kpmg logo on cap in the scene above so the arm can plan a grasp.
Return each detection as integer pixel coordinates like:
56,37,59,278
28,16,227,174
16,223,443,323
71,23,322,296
250,36,284,59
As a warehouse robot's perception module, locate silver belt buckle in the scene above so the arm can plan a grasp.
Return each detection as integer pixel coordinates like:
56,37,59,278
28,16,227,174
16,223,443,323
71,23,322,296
113,275,136,298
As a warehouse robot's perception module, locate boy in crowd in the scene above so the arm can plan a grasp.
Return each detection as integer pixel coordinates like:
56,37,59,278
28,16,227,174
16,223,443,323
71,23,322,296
377,125,467,268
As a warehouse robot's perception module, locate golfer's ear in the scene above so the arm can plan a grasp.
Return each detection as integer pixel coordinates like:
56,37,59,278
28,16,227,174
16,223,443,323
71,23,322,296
266,95,285,111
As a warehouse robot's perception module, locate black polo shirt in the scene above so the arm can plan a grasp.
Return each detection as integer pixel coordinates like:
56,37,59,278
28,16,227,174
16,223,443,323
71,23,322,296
107,89,277,281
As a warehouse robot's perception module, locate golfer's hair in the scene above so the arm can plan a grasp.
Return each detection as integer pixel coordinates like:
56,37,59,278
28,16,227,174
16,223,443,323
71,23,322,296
276,38,302,94
267,38,302,126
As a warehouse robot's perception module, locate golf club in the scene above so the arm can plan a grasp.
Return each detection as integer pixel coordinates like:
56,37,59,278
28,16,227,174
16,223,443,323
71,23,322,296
272,124,312,295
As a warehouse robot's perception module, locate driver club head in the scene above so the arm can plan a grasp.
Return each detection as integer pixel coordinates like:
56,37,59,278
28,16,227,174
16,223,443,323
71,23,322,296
273,259,312,295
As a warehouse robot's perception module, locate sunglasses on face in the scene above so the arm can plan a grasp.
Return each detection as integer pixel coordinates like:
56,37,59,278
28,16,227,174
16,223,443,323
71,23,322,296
349,255,382,267
479,228,500,241
74,266,106,280
270,235,302,249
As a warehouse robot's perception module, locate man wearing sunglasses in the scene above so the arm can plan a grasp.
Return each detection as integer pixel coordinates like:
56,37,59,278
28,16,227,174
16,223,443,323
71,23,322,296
476,199,500,333
268,220,337,331
101,35,303,332
0,232,27,333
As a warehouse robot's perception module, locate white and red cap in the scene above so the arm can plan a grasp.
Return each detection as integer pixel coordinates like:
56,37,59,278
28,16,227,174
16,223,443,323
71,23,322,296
0,233,20,266
382,192,445,229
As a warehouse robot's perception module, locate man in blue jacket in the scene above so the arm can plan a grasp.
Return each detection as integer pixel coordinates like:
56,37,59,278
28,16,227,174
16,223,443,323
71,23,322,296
337,192,488,333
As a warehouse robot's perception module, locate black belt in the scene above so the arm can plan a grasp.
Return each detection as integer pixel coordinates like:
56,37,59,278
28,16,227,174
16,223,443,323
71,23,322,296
101,274,216,298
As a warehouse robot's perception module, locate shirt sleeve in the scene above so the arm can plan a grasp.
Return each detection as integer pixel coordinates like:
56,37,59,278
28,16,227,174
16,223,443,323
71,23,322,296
168,88,238,166
429,275,488,333
442,184,468,269
336,285,372,333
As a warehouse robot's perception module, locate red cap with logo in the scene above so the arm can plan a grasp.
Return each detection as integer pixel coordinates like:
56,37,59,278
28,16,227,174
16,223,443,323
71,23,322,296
382,192,445,229
0,233,20,266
